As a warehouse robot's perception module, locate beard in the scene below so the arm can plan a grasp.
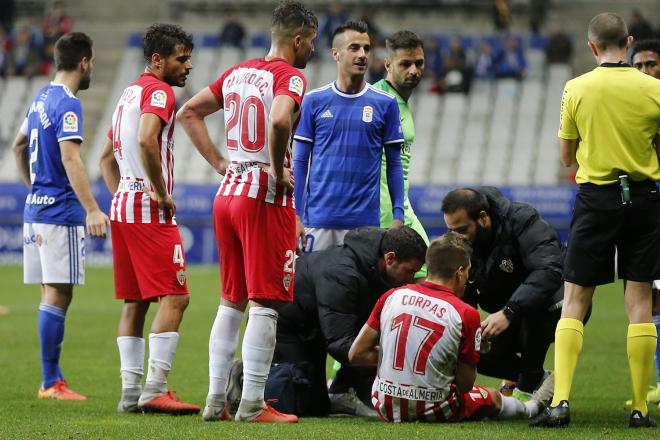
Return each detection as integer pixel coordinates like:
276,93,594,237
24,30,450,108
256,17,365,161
473,223,494,256
78,74,91,90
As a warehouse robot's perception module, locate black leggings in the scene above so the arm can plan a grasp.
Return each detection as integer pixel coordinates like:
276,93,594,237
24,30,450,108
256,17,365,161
477,309,561,392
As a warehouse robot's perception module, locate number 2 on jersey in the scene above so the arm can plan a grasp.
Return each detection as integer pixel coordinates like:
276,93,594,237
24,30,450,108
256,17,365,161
225,92,266,153
28,128,39,184
391,313,445,375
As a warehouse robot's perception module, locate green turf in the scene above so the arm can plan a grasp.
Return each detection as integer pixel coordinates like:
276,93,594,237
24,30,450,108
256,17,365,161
0,266,657,439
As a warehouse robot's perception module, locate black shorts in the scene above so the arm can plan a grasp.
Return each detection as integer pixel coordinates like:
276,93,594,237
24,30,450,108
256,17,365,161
564,181,660,286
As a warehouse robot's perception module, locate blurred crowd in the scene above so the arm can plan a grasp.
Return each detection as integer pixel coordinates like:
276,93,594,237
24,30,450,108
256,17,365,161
0,1,73,78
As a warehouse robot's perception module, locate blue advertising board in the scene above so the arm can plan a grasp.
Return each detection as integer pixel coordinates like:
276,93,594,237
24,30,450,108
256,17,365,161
0,183,578,265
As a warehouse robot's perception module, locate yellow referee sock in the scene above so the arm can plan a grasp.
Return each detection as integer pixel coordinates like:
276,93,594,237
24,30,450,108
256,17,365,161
627,323,657,414
551,318,584,406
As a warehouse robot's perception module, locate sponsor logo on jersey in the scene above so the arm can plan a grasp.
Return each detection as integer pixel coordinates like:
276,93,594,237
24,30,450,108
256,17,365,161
474,327,482,352
62,111,78,133
362,105,373,123
499,259,514,273
176,269,186,286
320,109,333,118
25,194,56,205
288,75,304,96
375,378,446,402
151,90,167,108
283,273,292,290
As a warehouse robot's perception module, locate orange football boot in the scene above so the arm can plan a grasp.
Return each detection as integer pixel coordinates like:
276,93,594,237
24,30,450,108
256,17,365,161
139,390,200,415
38,379,87,401
244,403,299,423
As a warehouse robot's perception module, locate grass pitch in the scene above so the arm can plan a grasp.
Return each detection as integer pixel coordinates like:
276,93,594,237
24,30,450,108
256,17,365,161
0,266,657,439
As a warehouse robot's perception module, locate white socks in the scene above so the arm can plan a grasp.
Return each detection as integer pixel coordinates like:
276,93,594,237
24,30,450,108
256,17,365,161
498,395,529,419
208,306,244,397
145,332,179,392
240,307,278,403
117,336,145,390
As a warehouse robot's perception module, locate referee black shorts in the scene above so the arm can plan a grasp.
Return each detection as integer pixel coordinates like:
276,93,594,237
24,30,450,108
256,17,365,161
564,181,660,286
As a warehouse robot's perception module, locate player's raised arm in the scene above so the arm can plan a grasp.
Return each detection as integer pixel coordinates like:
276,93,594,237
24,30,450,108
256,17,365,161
99,136,120,193
60,139,109,238
12,120,30,187
176,87,228,175
138,112,174,214
348,323,380,366
268,94,297,190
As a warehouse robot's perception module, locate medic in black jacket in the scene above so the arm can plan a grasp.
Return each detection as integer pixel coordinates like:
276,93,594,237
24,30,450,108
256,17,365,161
441,187,565,396
271,226,426,416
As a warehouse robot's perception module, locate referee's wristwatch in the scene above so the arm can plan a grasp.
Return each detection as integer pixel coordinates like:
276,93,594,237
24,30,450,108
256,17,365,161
501,303,519,322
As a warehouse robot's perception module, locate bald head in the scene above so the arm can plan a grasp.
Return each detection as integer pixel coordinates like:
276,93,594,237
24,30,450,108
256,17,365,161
588,12,629,52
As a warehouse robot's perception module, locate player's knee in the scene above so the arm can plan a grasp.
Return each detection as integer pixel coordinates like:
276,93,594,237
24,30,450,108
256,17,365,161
167,294,190,312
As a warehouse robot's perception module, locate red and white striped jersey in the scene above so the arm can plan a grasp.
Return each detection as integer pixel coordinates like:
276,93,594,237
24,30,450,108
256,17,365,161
366,281,482,419
107,72,177,224
209,57,306,208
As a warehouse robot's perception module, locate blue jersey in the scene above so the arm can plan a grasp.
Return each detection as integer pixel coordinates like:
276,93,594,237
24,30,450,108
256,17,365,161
293,82,404,229
22,82,85,225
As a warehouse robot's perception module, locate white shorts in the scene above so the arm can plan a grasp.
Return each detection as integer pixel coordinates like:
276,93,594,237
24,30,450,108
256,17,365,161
23,223,85,285
303,228,350,253
654,280,660,290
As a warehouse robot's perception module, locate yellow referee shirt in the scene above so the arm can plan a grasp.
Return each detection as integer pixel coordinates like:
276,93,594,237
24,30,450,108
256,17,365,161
558,65,660,184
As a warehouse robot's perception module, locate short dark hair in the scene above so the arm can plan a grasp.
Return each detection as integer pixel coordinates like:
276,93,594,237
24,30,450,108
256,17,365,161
426,232,472,279
271,1,318,40
386,30,424,54
441,188,489,221
143,23,194,64
332,20,369,46
54,32,93,71
588,12,628,51
630,39,660,61
380,226,427,263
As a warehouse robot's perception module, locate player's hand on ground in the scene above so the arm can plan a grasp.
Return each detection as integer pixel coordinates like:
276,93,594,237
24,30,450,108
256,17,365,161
86,209,110,238
269,166,294,191
480,310,511,340
391,219,404,229
150,192,176,217
296,215,306,255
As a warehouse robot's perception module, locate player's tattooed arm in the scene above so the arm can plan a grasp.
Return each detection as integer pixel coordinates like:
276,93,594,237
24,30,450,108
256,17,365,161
99,137,120,193
455,361,477,393
268,95,296,190
348,324,380,366
60,140,110,238
11,131,30,186
177,87,228,175
138,113,175,214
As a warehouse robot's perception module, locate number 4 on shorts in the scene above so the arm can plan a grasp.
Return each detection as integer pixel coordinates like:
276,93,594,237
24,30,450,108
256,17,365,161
173,244,184,267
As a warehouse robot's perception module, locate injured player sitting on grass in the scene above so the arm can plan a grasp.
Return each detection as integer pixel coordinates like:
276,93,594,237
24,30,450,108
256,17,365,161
349,232,554,423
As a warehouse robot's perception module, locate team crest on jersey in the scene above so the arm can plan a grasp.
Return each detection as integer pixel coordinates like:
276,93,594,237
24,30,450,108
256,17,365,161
288,76,304,96
362,105,373,123
176,269,186,286
474,328,482,352
151,90,167,108
62,111,78,132
499,259,514,273
283,273,292,290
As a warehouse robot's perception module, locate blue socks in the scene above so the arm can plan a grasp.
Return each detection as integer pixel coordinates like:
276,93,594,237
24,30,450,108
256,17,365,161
654,315,660,383
38,303,66,389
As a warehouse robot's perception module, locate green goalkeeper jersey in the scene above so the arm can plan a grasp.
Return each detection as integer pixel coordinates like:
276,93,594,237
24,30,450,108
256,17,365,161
374,79,415,227
374,80,429,279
